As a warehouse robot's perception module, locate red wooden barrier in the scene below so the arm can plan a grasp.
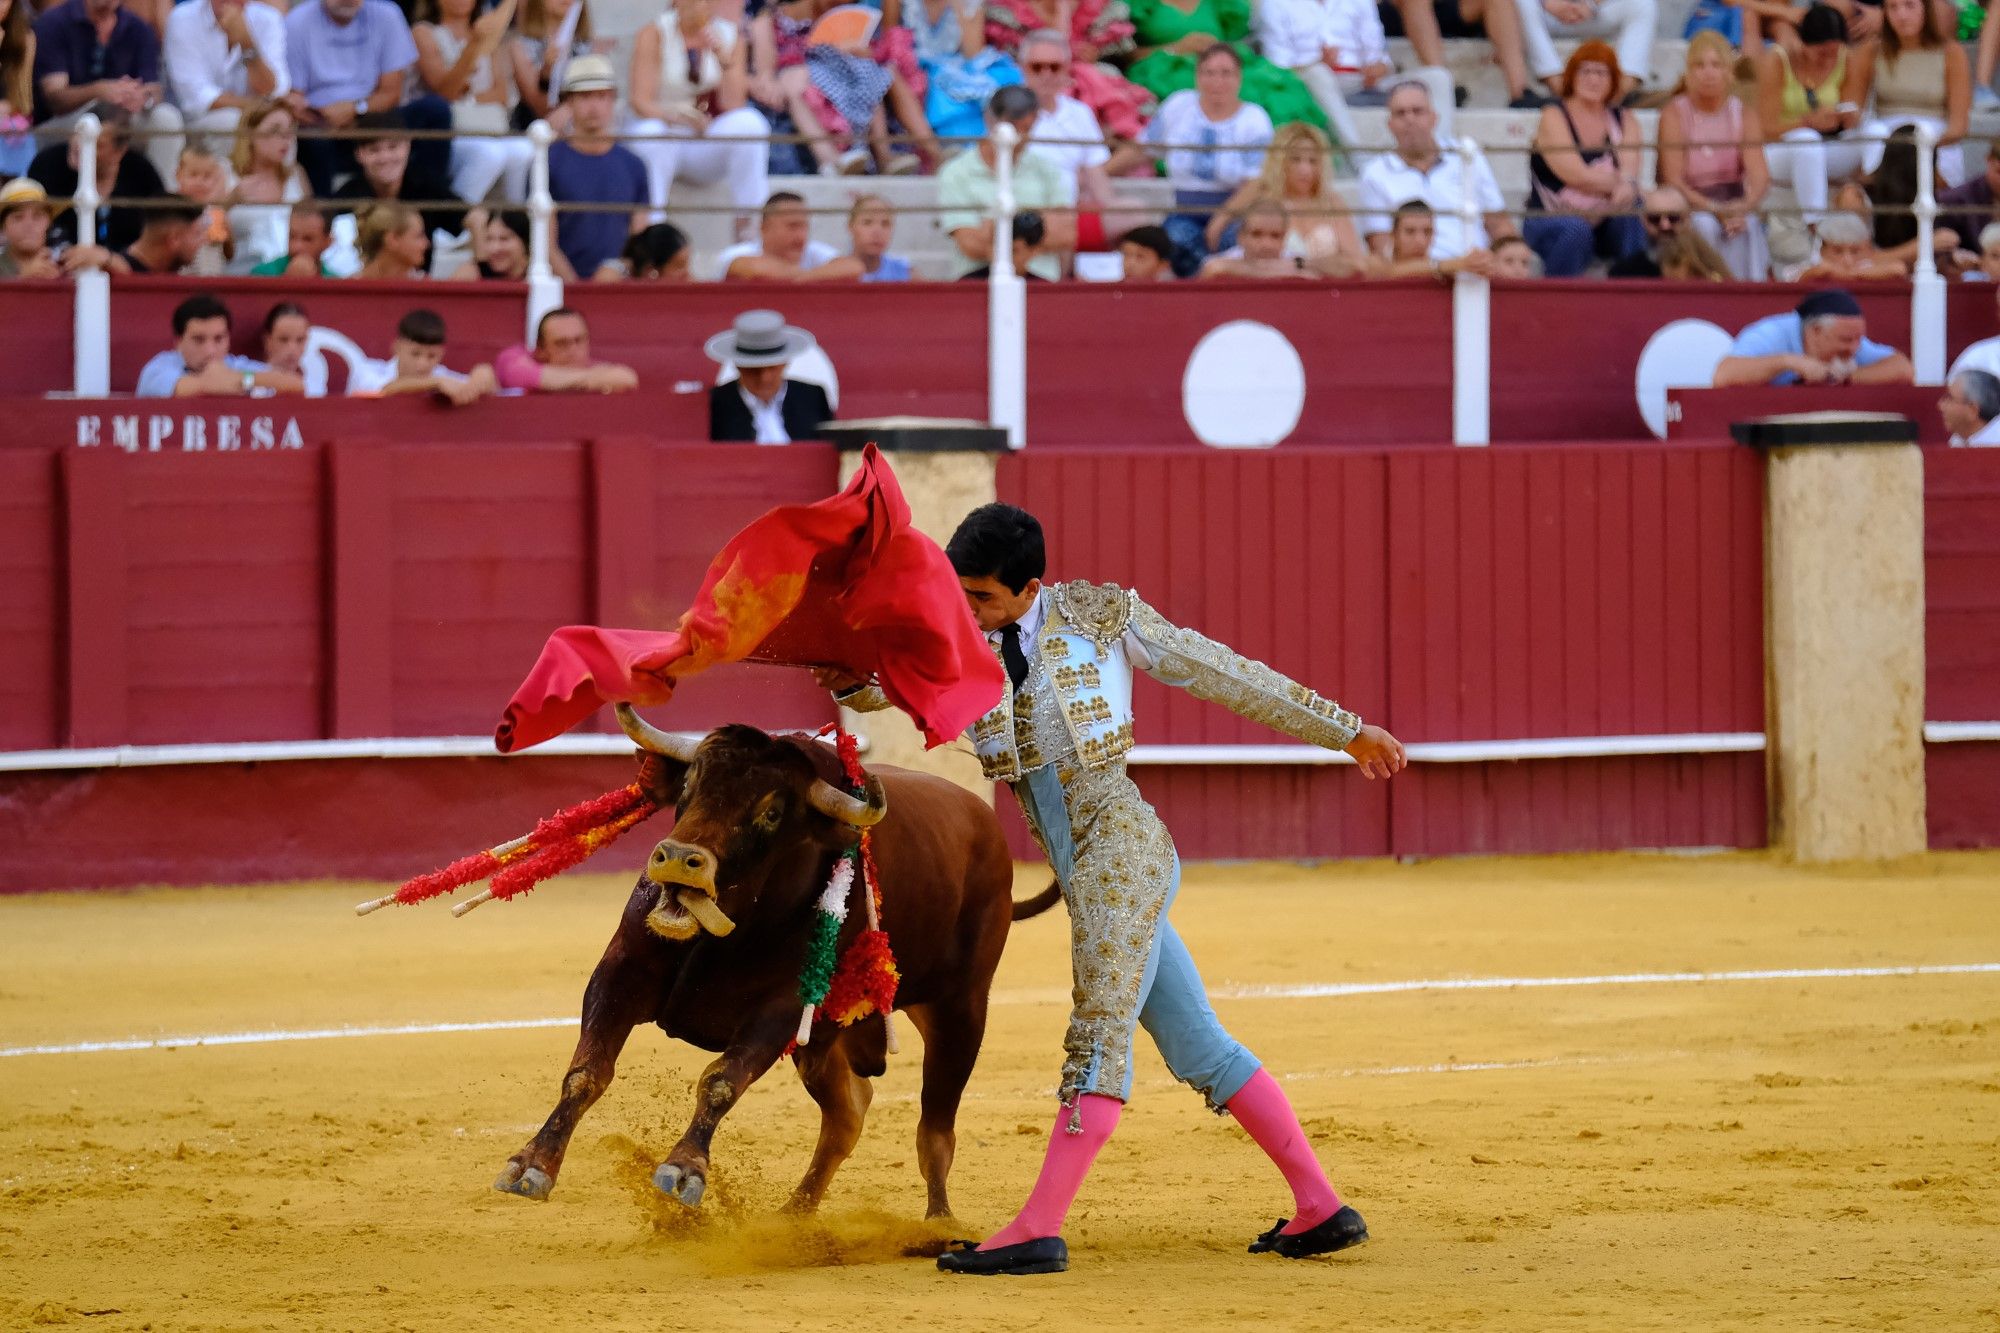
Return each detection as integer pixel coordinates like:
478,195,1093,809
1024,281,1455,446
998,443,1768,859
1925,448,2000,850
1668,386,1950,444
0,281,76,395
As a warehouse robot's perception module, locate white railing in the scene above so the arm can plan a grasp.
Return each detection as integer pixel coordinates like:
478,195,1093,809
523,118,563,342
1910,121,1945,385
986,120,1027,449
71,113,110,397
1451,135,1492,448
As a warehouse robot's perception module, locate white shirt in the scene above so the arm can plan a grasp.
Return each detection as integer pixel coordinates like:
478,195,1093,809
165,0,292,118
1256,0,1386,70
1356,146,1504,258
1139,91,1272,195
1947,335,2000,385
1028,95,1110,207
713,238,839,281
1957,416,2000,447
741,383,789,444
345,356,466,395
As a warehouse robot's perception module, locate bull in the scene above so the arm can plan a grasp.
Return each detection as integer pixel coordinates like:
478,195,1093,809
493,704,1058,1219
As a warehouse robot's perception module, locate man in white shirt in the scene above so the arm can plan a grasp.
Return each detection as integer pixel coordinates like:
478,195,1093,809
1940,370,2000,447
1254,0,1453,150
1356,79,1512,262
938,85,1073,282
718,191,857,281
345,308,495,405
1021,30,1112,211
164,0,290,146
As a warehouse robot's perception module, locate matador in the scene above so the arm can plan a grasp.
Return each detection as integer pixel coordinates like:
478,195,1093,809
828,503,1408,1275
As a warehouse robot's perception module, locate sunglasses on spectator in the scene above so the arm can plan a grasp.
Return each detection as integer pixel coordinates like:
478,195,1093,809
1026,61,1066,73
1646,212,1684,228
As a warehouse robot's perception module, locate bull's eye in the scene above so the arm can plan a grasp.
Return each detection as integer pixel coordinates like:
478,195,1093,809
753,801,783,833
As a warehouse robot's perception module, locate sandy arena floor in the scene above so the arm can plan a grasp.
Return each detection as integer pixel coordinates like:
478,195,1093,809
4,851,1999,1331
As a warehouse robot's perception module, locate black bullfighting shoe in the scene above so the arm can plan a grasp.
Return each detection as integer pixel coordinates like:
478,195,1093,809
1272,1205,1370,1259
1248,1218,1289,1253
936,1237,1069,1276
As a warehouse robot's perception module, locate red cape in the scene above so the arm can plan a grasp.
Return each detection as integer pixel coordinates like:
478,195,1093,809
495,445,1004,753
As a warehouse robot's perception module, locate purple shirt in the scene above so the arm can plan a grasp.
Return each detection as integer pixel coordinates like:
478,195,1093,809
31,0,162,122
548,140,648,279
284,0,418,108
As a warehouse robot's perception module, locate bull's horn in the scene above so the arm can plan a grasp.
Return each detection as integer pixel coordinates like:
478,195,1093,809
679,891,736,936
807,774,888,828
615,704,699,761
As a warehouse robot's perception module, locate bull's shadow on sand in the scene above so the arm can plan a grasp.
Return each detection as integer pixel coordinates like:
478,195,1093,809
598,1135,959,1270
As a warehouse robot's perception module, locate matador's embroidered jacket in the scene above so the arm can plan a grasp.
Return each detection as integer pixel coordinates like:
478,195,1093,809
847,581,1363,1106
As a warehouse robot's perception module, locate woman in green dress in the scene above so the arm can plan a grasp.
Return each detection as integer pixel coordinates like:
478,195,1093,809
1124,0,1326,130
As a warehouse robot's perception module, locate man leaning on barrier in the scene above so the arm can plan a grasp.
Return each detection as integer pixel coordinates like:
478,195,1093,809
1711,288,1915,388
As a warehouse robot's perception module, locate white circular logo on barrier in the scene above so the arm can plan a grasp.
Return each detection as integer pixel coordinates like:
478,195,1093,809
1635,318,1735,438
715,346,840,412
1181,320,1305,449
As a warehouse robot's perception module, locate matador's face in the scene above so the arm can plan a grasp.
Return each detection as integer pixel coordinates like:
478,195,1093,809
959,575,1041,634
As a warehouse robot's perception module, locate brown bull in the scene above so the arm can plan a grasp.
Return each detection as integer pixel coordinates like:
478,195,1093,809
494,705,1057,1218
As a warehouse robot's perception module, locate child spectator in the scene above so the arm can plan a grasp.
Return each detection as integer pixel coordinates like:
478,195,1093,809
258,300,324,396
346,306,497,404
174,143,232,273
1116,223,1174,281
847,193,909,281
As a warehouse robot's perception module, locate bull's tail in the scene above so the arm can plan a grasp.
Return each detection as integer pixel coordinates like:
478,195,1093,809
1011,880,1062,921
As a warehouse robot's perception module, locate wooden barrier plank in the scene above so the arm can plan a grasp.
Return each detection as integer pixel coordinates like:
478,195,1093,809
325,441,395,739
61,449,130,748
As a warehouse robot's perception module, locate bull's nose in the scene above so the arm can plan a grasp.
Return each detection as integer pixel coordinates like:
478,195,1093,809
646,840,717,891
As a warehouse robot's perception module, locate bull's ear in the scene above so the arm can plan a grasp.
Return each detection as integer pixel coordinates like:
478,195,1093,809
634,751,688,808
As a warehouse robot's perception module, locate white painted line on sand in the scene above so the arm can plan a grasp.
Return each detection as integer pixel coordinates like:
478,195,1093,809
1216,961,2000,1001
5,962,1995,1060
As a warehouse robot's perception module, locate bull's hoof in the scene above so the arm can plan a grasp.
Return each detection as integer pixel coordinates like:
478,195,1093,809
494,1162,554,1201
653,1162,706,1208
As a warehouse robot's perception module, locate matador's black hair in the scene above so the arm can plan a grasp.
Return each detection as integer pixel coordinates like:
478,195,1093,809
947,503,1045,593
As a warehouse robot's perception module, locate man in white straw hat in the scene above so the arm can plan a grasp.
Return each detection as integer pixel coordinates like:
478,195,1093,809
705,308,833,444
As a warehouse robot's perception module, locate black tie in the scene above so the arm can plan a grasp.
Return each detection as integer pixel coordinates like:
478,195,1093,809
1000,623,1029,693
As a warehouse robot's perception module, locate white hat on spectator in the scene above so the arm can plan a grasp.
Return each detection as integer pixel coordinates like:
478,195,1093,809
562,54,618,95
704,309,816,368
0,177,51,220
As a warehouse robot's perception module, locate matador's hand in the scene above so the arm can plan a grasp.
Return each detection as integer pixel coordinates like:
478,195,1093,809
813,666,864,693
1344,724,1407,779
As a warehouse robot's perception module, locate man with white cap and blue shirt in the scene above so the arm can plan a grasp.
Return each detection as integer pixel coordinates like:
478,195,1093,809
705,309,833,444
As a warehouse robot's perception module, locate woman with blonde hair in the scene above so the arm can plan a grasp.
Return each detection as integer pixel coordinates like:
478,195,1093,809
1204,122,1366,275
224,101,313,272
1658,29,1769,280
1657,228,1733,281
355,202,431,280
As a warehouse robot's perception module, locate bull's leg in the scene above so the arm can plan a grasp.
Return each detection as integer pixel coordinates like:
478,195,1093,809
495,938,658,1201
905,999,987,1220
652,1001,797,1209
783,1037,875,1214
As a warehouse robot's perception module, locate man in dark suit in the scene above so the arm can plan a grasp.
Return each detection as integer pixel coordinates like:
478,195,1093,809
705,309,834,444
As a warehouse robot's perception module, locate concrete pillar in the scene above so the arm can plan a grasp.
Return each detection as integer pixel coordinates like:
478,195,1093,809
825,420,1008,799
1734,412,1927,862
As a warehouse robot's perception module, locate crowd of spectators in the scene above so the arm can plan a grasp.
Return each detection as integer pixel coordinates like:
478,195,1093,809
0,0,1989,287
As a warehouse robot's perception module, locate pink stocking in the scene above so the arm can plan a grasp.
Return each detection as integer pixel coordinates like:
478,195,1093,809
977,1093,1123,1250
1226,1068,1342,1234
